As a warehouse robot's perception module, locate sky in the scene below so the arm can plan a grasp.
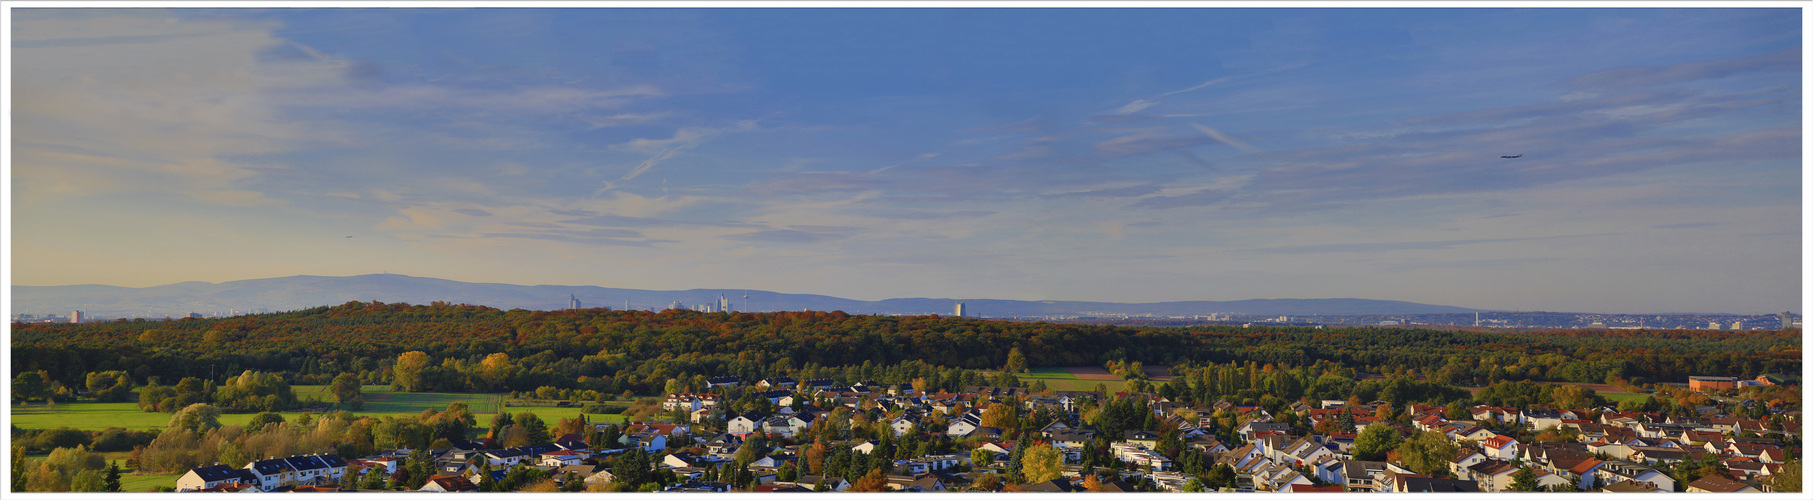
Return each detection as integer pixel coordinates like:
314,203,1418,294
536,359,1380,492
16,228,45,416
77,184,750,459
6,7,1803,314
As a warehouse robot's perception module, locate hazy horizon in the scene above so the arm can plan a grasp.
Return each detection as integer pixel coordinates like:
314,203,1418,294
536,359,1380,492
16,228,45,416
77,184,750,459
9,7,1802,314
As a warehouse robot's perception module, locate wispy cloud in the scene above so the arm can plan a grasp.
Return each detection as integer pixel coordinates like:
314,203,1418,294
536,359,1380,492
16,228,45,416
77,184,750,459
1251,234,1614,255
1566,47,1798,89
1189,123,1261,153
720,229,849,243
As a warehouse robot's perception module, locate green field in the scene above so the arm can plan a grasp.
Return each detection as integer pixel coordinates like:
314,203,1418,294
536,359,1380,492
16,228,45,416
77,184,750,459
120,472,183,492
1017,368,1082,380
17,452,181,492
1035,379,1130,394
1599,392,1650,404
10,402,261,431
12,386,627,432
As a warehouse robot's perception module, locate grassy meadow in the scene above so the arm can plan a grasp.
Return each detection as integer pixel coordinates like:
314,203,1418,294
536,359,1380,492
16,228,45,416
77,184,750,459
1017,367,1082,380
11,385,627,432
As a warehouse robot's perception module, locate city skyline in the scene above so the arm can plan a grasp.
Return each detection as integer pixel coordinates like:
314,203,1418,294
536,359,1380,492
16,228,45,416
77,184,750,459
8,6,1802,314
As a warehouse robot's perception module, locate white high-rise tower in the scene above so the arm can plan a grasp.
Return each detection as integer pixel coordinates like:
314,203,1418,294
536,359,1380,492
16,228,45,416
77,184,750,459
954,302,966,317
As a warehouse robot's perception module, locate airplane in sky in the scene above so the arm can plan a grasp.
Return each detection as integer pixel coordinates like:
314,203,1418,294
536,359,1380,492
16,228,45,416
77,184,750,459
1500,154,1522,159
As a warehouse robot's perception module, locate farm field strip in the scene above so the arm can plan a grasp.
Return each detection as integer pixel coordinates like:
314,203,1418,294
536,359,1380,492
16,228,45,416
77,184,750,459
11,400,625,432
1016,367,1081,380
1060,366,1122,381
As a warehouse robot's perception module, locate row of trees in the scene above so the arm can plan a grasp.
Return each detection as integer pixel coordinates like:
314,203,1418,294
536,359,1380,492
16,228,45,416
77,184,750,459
135,370,296,413
16,302,1794,396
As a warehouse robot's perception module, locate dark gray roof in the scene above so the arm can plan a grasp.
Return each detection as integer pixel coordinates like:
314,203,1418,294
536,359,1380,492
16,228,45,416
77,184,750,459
190,464,258,484
248,458,293,475
1400,476,1481,492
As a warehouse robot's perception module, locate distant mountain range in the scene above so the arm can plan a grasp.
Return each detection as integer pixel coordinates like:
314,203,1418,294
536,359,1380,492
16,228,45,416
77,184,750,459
11,274,1483,320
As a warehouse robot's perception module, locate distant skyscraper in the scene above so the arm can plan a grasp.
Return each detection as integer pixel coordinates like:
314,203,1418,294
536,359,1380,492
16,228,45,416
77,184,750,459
1783,311,1794,329
719,295,730,312
69,310,83,324
1708,321,1721,330
954,302,966,317
568,294,581,311
670,301,684,311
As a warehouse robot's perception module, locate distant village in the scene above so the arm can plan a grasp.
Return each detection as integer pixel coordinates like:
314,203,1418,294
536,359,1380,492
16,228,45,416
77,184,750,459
176,375,1799,493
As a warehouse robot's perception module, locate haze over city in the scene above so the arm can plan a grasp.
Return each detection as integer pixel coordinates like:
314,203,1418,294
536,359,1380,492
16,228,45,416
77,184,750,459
8,7,1802,314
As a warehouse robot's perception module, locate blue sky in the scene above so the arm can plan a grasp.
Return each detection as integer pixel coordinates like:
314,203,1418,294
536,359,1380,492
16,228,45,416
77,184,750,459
8,7,1802,314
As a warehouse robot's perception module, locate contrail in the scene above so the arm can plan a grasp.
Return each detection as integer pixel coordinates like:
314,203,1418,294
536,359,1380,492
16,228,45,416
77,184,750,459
1191,123,1261,154
1157,76,1232,98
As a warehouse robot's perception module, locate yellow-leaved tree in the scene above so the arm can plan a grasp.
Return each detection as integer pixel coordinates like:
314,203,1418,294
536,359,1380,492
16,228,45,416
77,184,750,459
1020,444,1063,483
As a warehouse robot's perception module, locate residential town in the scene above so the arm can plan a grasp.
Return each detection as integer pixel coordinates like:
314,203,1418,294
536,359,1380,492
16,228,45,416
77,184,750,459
174,374,1800,493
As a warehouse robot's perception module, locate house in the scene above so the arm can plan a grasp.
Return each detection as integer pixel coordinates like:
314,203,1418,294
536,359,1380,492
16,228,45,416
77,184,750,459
727,411,765,437
757,377,797,389
664,393,722,412
884,474,947,492
1287,484,1343,493
1599,479,1669,492
1686,474,1760,493
628,432,667,452
1339,460,1388,492
745,484,809,492
788,475,849,491
1280,436,1338,467
1594,460,1673,492
890,416,917,437
663,451,712,469
1110,442,1172,471
177,464,263,492
762,415,805,438
482,448,530,467
538,450,587,467
1449,447,1485,475
244,458,295,491
1385,472,1482,492
704,433,743,457
1257,464,1314,491
1185,435,1228,455
1462,460,1521,492
1562,457,1605,490
1019,478,1082,492
419,475,480,492
1240,421,1291,440
945,412,981,437
977,441,1014,456
752,454,796,469
895,454,968,475
705,376,742,388
1122,430,1163,448
550,464,611,487
1481,435,1521,461
1628,446,1689,466
1528,468,1572,491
